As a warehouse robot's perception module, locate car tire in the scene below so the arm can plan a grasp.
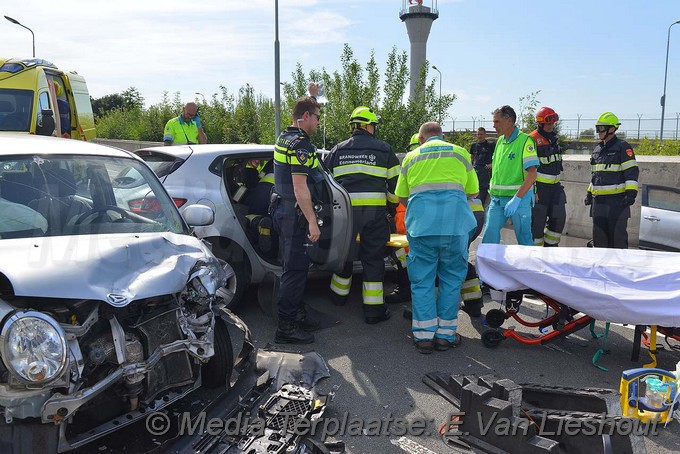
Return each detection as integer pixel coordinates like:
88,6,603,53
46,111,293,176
210,240,251,310
202,320,234,389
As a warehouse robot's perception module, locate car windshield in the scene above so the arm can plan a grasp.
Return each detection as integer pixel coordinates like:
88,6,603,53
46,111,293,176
0,154,187,239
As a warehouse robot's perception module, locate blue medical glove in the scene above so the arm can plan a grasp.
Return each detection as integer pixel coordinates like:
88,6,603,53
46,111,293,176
504,195,521,217
193,113,202,129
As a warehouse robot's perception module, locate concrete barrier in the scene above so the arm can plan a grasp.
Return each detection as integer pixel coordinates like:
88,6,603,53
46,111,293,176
93,138,680,247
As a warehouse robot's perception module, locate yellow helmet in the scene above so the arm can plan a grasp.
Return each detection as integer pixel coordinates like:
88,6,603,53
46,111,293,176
348,106,382,126
407,133,420,151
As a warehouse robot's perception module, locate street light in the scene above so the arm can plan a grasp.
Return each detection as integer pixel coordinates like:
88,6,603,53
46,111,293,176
195,92,206,103
432,65,442,122
660,19,680,142
4,16,35,58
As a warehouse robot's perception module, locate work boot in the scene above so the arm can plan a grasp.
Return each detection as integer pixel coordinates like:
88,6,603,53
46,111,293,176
461,299,483,318
364,307,391,325
296,306,321,332
385,286,411,304
256,216,274,255
275,318,314,344
330,292,347,306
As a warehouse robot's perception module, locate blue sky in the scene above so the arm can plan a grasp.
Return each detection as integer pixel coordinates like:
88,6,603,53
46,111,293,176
2,0,680,134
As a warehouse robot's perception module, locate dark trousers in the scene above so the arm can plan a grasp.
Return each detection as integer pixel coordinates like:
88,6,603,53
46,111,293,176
475,167,491,206
532,183,566,245
591,199,630,249
272,202,310,320
335,207,389,315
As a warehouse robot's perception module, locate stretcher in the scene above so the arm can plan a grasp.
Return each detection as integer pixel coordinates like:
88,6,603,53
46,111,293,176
475,244,680,367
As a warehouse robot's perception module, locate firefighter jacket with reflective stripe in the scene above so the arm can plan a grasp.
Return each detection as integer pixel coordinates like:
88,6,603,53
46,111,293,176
326,128,400,207
273,127,323,201
587,136,639,198
489,127,539,197
529,128,562,184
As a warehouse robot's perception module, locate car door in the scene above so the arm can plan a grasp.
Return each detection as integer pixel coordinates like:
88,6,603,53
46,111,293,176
307,161,353,272
218,150,353,273
639,184,680,252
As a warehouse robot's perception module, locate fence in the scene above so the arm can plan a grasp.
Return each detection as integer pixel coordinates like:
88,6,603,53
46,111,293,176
442,116,680,140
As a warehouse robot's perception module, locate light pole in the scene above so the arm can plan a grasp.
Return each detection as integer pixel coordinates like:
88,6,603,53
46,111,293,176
274,0,281,137
660,19,680,142
195,92,206,103
4,16,35,58
432,65,442,122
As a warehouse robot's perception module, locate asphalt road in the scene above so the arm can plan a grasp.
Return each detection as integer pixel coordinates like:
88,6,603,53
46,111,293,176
235,230,680,454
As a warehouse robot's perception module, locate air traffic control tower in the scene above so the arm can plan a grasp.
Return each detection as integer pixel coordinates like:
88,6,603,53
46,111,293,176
400,0,439,99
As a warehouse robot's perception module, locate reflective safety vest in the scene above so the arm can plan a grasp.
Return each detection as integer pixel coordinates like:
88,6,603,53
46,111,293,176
489,128,539,197
587,136,639,197
163,116,200,145
273,126,321,201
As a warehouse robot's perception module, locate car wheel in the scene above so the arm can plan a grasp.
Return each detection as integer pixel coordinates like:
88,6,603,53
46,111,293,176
210,241,251,310
202,320,234,389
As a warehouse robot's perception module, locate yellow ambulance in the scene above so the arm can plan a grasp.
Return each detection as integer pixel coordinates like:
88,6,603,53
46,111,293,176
0,58,95,140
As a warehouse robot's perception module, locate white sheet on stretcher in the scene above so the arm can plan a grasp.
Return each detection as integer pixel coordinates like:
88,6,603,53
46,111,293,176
476,244,680,326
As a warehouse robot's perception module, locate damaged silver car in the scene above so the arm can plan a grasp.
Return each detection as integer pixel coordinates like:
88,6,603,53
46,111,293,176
0,134,241,453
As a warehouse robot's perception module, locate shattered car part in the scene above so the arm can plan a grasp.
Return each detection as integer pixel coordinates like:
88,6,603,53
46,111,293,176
0,136,252,454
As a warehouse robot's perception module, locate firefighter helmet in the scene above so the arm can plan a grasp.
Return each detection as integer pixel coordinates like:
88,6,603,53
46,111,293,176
348,106,382,126
596,112,621,127
535,107,559,125
407,133,420,151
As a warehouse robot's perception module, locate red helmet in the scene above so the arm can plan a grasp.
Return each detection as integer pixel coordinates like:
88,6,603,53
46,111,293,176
536,107,559,125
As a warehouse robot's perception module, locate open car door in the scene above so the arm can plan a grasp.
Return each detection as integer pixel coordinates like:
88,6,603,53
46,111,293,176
306,162,353,271
639,184,680,252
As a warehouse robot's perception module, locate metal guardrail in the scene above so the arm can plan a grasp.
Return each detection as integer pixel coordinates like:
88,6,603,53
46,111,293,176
442,117,680,140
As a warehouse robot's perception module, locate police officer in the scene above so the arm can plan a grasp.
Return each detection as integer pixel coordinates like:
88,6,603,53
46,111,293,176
326,106,400,324
395,122,479,354
271,86,323,343
469,127,495,206
530,107,566,247
585,112,639,249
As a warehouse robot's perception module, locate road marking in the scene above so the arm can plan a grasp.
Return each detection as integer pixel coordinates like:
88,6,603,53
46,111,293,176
391,436,438,454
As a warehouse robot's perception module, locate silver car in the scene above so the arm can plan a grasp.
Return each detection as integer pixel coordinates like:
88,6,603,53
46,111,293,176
639,183,680,251
0,134,238,453
134,144,354,310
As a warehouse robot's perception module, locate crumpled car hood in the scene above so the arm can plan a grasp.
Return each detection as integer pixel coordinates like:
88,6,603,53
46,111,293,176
0,232,215,305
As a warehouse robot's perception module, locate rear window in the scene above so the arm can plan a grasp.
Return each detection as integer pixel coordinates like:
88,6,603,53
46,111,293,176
135,150,185,178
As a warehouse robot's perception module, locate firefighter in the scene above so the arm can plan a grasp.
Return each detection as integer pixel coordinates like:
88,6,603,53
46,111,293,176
326,107,400,324
395,122,478,353
242,159,276,257
271,85,323,344
384,133,420,304
585,112,639,249
530,107,566,247
460,197,485,317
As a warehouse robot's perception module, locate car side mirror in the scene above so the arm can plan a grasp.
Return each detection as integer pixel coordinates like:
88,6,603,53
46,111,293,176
183,204,214,226
37,110,55,136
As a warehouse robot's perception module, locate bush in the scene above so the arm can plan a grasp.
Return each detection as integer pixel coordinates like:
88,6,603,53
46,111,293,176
635,138,680,155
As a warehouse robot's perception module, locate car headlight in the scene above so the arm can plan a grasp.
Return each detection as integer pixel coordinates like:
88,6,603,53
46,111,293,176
1,311,67,384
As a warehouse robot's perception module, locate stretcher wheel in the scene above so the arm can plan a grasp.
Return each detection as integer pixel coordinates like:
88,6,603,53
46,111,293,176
482,330,505,348
485,309,506,329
